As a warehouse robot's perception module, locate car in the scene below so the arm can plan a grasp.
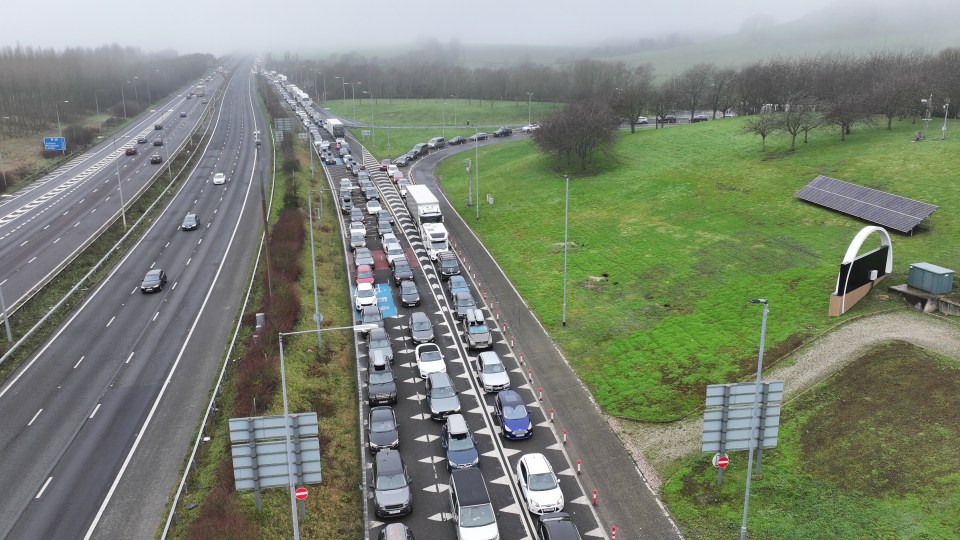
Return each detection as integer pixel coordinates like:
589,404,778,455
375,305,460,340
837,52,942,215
384,242,406,265
140,268,168,293
449,469,499,540
659,115,677,124
469,132,488,141
350,162,361,176
201,99,208,104
536,512,582,540
391,170,404,184
349,220,366,236
447,275,470,301
355,282,378,311
341,199,354,214
180,111,187,117
377,209,394,225
394,155,409,167
154,123,163,130
453,292,477,320
691,114,709,123
137,136,148,144
440,414,479,471
339,147,351,158
371,449,412,518
356,264,375,286
358,305,384,334
378,523,415,540
340,178,353,190
150,154,163,164
365,186,380,201
211,172,225,185
377,219,394,238
408,311,435,344
397,179,410,199
475,351,510,393
463,309,492,350
637,116,649,124
425,371,461,420
492,127,513,137
520,123,540,133
350,208,365,223
366,199,383,216
435,252,461,280
350,230,367,250
404,150,418,162
494,389,532,440
412,143,429,158
380,232,398,246
723,112,738,118
125,147,137,156
368,406,399,454
399,280,420,307
414,343,445,379
354,247,375,268
181,213,199,231
153,139,164,146
447,136,467,145
359,178,374,190
517,453,564,514
380,159,392,171
391,259,413,284
366,327,395,364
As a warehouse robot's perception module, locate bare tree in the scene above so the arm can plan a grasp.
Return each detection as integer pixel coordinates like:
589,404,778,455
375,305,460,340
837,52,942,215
532,100,619,170
779,94,822,150
676,63,714,120
610,64,655,133
707,67,736,118
742,114,778,151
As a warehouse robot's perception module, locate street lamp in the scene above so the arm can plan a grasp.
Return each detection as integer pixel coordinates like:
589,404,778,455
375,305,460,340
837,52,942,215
109,137,128,230
527,92,534,125
348,82,361,119
562,174,570,326
335,76,346,102
146,69,159,104
940,97,950,140
132,77,140,106
254,131,273,299
120,84,128,120
451,95,457,127
55,100,69,155
362,90,375,144
94,90,105,136
739,298,769,540
0,116,9,190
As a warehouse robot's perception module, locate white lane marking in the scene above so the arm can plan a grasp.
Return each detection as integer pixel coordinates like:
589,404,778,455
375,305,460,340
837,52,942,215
28,256,37,264
28,409,43,426
164,242,169,248
74,355,84,368
150,261,156,268
53,237,61,244
125,351,134,364
91,208,96,213
171,281,177,290
186,257,191,266
19,240,27,247
90,403,101,419
43,224,50,230
106,316,115,327
153,311,159,321
35,477,53,499
73,222,79,228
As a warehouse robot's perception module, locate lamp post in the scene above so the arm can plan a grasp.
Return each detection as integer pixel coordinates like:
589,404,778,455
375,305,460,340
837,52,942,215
740,298,770,540
121,84,128,120
474,134,480,221
320,71,326,103
255,130,273,299
922,93,932,139
348,82,361,119
527,92,534,125
306,190,322,349
0,116,9,190
55,100,69,155
561,174,570,326
146,69,158,104
94,90,105,136
110,137,128,230
336,77,346,102
941,97,950,140
451,95,458,127
314,71,320,103
132,77,140,106
363,90,375,144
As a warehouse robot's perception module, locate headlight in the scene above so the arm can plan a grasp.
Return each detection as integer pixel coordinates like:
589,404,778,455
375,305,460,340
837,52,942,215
503,423,513,432
527,421,533,430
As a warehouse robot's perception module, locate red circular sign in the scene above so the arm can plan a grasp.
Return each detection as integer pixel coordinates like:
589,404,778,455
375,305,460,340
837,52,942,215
716,455,730,469
295,487,308,500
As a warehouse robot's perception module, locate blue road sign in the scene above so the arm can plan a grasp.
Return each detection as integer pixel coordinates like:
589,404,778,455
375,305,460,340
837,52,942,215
43,137,66,151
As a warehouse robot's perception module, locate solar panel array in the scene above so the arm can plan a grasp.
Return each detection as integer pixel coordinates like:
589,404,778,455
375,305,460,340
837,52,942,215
795,176,938,233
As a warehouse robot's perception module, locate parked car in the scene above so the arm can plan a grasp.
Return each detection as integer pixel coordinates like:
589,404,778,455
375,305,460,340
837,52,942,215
377,523,415,540
377,219,393,238
140,268,168,293
380,232,398,246
659,115,678,124
409,311,435,344
427,136,446,149
368,406,399,454
449,469,498,540
371,449,412,518
492,127,513,137
354,247,375,268
350,230,367,250
404,150,418,162
350,208,365,223
520,123,540,133
415,343,446,379
637,116,649,124
349,220,366,236
366,199,383,216
393,155,409,167
399,280,420,307
377,209,394,225
469,132,488,141
397,179,410,199
440,414,479,471
391,259,414,284
366,327,395,364
125,147,138,156
387,164,399,178
358,305,384,334
384,242,406,265
355,282,378,311
516,453,564,514
475,351,510,393
181,213,199,231
494,389,532,440
447,136,467,145
537,512,583,540
365,186,380,201
355,264,375,286
691,114,709,123
425,371,461,420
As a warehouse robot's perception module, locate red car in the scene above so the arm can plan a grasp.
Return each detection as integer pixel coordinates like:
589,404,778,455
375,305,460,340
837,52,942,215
379,159,391,171
355,264,375,286
125,147,138,156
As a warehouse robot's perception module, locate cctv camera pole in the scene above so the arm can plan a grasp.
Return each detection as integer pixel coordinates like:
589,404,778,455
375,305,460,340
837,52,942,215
740,298,769,540
256,134,273,300
475,138,480,221
110,138,128,230
306,191,322,349
562,175,569,326
277,334,301,540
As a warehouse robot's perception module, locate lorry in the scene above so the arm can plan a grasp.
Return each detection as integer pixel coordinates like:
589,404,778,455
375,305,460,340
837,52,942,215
195,84,205,96
324,118,345,138
405,185,449,259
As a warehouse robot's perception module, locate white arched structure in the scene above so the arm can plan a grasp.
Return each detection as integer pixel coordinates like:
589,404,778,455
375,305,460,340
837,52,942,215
831,226,893,315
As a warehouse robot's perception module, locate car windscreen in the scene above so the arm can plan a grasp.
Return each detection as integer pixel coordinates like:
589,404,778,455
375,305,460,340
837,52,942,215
483,361,504,374
448,432,474,452
369,371,393,385
430,385,455,399
371,416,395,433
376,471,406,490
502,402,527,420
413,319,431,331
468,323,488,334
528,472,558,491
460,504,496,527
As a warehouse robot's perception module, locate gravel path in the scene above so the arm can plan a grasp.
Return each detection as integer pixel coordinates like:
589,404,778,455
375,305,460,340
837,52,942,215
609,309,960,492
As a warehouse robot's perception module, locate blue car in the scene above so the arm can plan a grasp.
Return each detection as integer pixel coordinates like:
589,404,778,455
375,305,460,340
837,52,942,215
440,414,479,471
494,390,532,440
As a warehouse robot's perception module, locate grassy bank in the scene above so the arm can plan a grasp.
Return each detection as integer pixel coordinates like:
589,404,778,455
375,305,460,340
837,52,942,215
436,118,960,422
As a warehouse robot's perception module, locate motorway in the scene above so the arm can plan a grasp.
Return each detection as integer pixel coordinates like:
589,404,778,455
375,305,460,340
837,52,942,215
0,80,218,316
0,60,268,539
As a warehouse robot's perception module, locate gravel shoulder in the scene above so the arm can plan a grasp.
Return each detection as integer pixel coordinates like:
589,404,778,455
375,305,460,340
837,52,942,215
609,309,960,492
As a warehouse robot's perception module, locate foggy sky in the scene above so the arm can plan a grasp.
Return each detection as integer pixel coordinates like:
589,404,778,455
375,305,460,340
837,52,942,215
6,0,843,57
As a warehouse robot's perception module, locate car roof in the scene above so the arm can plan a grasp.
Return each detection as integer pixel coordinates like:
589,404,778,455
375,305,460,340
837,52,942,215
357,264,372,272
450,468,489,506
369,327,388,339
478,351,500,364
446,413,469,435
375,449,403,474
428,371,452,386
520,453,552,474
499,389,523,406
357,282,374,291
370,406,394,420
146,269,163,276
411,311,429,323
401,280,416,290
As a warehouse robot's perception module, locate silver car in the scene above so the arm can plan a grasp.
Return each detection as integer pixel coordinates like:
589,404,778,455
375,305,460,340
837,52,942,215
409,311,435,344
366,328,395,364
475,351,511,393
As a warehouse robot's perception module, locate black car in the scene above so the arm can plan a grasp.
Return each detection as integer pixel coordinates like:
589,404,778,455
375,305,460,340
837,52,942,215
492,127,513,137
453,292,477,320
448,136,467,146
394,155,409,167
399,280,420,307
368,406,400,454
408,311,435,344
150,154,163,164
181,213,199,231
391,260,414,284
691,114,709,123
436,252,461,280
447,275,470,301
140,268,167,293
137,136,148,144
341,199,354,215
367,356,398,406
358,305,384,334
659,115,678,124
154,123,163,130
404,150,418,162
180,111,188,118
371,449,412,518
412,143,429,158
537,512,583,540
469,132,488,141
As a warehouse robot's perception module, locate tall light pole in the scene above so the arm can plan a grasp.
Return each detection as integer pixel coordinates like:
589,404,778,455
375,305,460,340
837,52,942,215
320,71,326,103
313,71,320,103
55,100,69,155
132,77,140,106
940,97,950,140
363,90,375,144
348,82,361,119
562,174,569,326
474,135,480,221
527,92,534,125
335,77,346,102
255,131,273,299
94,90,105,136
146,69,158,104
306,191,322,349
740,298,769,540
0,116,9,190
451,95,457,127
109,137,128,230
120,84,128,120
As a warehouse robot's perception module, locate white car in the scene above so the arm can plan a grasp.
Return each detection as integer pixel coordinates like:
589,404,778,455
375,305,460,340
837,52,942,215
516,453,564,515
475,351,511,393
520,123,540,133
414,343,446,379
213,173,226,185
386,164,399,179
366,199,383,216
384,242,406,265
637,116,649,124
349,221,366,236
354,282,377,311
397,179,410,199
381,232,398,246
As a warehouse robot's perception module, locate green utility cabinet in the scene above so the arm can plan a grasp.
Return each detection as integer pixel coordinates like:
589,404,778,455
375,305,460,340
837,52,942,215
907,262,955,294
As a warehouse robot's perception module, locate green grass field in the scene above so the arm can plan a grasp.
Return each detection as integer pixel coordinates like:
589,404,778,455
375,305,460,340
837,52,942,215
662,341,960,539
435,118,960,422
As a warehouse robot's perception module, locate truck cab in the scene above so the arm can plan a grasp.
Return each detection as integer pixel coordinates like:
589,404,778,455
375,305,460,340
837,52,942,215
421,222,449,261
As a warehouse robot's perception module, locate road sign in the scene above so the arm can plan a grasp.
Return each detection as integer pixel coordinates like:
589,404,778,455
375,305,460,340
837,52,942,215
713,453,730,469
43,137,66,151
701,381,783,453
295,487,308,500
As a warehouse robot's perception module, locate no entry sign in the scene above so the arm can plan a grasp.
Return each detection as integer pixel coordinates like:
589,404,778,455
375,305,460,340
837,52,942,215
295,487,308,500
713,453,730,469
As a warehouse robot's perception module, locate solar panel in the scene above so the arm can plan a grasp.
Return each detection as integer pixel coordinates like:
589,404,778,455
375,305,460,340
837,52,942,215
796,176,938,233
